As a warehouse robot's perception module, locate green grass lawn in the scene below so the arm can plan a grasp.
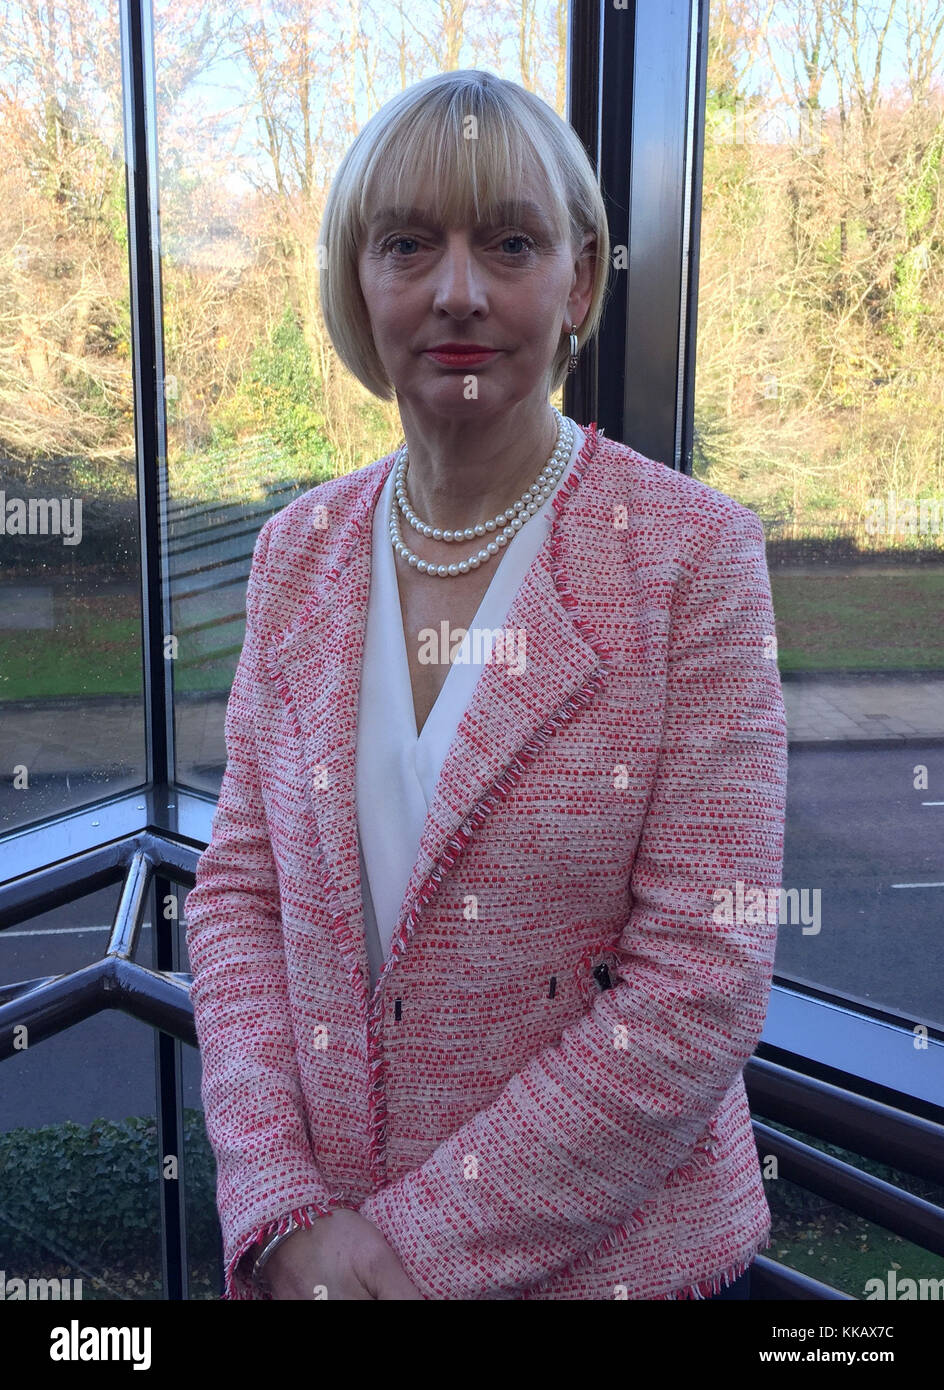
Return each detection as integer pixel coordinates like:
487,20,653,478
0,594,242,700
764,1122,944,1298
769,1196,942,1297
0,601,142,700
2,568,943,702
771,569,944,671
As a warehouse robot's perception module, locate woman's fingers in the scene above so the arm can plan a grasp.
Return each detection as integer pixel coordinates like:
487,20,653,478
262,1209,425,1299
351,1217,426,1299
371,1257,426,1300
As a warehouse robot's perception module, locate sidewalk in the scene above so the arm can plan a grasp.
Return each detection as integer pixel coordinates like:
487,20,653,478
780,672,944,747
2,675,944,781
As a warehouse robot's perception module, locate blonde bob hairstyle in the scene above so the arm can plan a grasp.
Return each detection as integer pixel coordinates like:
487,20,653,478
318,69,611,401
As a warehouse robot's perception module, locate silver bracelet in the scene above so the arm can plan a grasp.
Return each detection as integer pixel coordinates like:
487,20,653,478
251,1215,306,1286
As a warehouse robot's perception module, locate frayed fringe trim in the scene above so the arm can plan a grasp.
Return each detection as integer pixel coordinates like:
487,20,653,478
656,1228,773,1301
517,1207,651,1299
572,1205,650,1270
224,1195,356,1300
520,1226,772,1301
335,450,400,571
366,991,390,1189
666,1138,723,1187
262,652,371,991
263,646,375,1029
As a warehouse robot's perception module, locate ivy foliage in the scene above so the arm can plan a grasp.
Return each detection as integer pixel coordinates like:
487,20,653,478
0,1111,219,1272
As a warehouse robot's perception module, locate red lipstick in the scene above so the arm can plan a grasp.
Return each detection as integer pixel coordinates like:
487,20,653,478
424,344,500,367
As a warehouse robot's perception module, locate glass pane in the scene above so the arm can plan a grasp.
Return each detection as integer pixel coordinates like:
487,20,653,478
159,882,221,1297
1,886,216,1299
0,1012,163,1300
0,883,121,988
181,984,222,1292
697,2,944,1024
760,1119,944,1298
151,6,570,793
0,0,146,835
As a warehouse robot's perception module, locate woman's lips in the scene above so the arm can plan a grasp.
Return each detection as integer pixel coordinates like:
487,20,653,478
424,348,500,366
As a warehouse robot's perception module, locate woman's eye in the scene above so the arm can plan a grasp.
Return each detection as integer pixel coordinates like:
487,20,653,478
382,236,420,256
500,234,535,255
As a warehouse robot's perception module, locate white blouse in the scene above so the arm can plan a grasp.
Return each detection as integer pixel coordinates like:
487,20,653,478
355,418,585,994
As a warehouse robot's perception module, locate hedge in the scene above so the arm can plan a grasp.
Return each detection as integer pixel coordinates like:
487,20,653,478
0,1110,219,1274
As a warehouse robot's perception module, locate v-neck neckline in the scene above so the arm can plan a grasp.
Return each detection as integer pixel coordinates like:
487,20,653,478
395,545,514,745
381,433,580,748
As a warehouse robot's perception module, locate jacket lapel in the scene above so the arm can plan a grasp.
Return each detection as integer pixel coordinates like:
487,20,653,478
265,425,610,992
390,490,609,956
263,459,393,982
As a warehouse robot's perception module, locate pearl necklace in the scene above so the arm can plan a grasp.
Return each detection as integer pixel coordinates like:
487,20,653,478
389,409,575,577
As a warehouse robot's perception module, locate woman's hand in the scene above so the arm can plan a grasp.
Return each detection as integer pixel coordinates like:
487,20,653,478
260,1209,426,1300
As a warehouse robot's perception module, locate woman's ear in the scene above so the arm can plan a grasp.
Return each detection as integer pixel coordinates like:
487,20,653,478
567,233,597,333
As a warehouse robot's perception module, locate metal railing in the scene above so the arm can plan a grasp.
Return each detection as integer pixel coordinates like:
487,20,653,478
2,828,943,1300
0,831,198,1298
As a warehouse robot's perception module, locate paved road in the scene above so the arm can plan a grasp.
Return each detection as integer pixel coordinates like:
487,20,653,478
776,741,943,1026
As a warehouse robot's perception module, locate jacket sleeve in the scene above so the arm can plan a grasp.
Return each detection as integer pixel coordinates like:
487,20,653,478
185,521,352,1300
358,503,788,1299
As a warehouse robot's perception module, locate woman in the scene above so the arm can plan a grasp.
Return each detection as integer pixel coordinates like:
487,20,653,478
185,68,788,1301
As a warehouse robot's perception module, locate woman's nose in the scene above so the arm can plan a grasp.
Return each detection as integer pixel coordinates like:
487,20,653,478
431,233,488,315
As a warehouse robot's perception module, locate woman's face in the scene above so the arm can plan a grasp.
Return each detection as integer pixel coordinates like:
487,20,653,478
357,174,595,421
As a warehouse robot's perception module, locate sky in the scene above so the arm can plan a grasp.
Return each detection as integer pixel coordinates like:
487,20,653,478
146,0,938,209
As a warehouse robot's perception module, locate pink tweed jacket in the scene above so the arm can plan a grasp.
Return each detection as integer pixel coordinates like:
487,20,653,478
184,421,789,1301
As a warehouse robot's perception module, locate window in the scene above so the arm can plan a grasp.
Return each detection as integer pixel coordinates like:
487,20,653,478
694,0,944,1029
0,0,145,833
